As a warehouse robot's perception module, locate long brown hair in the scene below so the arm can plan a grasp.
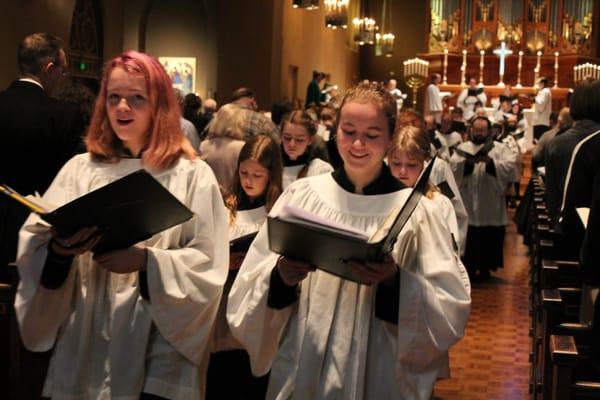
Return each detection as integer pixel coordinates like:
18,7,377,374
280,109,318,179
226,135,283,222
85,51,196,171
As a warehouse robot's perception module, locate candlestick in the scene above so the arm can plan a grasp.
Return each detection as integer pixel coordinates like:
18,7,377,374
534,50,542,84
443,48,448,85
516,50,523,88
554,51,559,88
479,50,485,86
461,49,467,86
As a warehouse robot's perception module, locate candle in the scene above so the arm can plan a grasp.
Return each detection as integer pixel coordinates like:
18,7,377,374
516,50,523,88
535,51,542,84
443,48,448,84
461,49,467,86
554,51,559,88
479,50,485,85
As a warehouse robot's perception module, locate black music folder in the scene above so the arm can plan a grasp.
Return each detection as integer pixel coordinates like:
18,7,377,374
267,157,435,282
0,169,193,254
230,232,258,253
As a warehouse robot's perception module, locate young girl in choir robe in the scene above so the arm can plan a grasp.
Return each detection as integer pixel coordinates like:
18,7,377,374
14,51,229,400
227,83,471,399
388,124,468,258
206,134,283,399
280,110,333,189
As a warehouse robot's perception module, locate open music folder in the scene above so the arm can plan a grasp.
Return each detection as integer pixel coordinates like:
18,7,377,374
267,158,435,282
0,169,193,254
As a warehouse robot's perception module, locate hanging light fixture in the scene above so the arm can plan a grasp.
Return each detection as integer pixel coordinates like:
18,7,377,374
353,0,377,45
292,0,319,10
353,17,377,45
375,0,394,56
324,0,349,29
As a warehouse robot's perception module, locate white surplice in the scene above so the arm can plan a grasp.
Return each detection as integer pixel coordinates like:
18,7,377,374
212,206,268,353
449,141,518,226
14,154,229,400
227,173,471,400
429,157,469,255
282,158,334,189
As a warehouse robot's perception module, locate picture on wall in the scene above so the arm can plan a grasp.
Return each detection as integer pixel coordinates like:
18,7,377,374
158,57,196,94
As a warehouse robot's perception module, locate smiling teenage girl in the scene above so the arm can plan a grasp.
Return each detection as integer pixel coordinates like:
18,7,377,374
14,51,228,400
227,83,471,399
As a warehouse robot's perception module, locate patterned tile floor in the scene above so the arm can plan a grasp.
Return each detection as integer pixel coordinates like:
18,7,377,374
433,210,531,400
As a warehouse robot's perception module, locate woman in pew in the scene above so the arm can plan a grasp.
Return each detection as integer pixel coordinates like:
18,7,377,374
227,83,471,399
207,134,283,399
14,51,229,400
279,109,333,189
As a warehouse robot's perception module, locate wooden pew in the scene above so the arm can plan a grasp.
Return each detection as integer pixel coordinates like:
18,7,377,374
551,335,600,399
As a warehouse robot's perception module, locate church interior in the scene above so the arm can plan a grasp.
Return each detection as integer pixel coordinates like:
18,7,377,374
1,0,600,399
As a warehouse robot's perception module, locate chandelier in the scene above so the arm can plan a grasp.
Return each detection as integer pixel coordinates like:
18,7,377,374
376,33,395,57
375,0,394,56
353,17,377,45
324,0,349,29
292,0,319,10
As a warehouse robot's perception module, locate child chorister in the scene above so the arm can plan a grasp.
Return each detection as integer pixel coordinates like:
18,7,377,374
280,109,333,189
206,134,283,400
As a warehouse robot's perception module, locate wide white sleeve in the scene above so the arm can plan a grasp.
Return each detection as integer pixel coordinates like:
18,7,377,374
456,90,467,110
535,90,550,112
226,189,297,376
14,158,80,351
489,143,518,192
145,166,229,366
478,92,488,106
395,200,471,369
441,162,468,255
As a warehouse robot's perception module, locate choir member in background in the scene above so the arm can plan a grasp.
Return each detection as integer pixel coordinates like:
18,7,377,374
207,135,283,400
425,73,444,123
450,116,518,281
532,77,552,141
389,124,468,257
439,113,464,158
227,82,471,399
450,107,467,135
279,110,333,189
386,78,408,113
457,76,487,122
495,122,523,208
14,51,229,399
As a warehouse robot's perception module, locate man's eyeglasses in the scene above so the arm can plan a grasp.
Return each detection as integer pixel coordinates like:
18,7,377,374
107,93,149,109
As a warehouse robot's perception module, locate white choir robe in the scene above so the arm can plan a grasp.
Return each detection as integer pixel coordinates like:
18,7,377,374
456,89,487,122
500,134,523,184
227,173,471,400
433,130,463,162
212,206,267,352
425,84,443,115
282,158,334,189
14,154,229,400
428,157,469,256
449,141,518,226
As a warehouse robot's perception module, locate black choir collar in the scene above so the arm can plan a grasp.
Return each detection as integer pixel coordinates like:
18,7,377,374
282,145,310,166
332,163,405,195
237,193,266,211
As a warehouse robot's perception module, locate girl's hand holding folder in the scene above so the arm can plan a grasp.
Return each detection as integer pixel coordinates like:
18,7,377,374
93,245,148,274
348,253,397,286
276,256,317,286
50,226,102,257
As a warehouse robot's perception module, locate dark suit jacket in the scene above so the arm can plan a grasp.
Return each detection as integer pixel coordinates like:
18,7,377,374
0,80,85,270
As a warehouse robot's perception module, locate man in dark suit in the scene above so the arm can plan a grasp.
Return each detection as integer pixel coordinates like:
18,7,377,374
0,33,84,279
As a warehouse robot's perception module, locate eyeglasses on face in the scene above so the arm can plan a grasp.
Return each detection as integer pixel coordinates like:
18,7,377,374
106,93,149,108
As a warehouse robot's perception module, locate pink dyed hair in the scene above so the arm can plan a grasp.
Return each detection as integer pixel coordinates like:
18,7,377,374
85,50,196,170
